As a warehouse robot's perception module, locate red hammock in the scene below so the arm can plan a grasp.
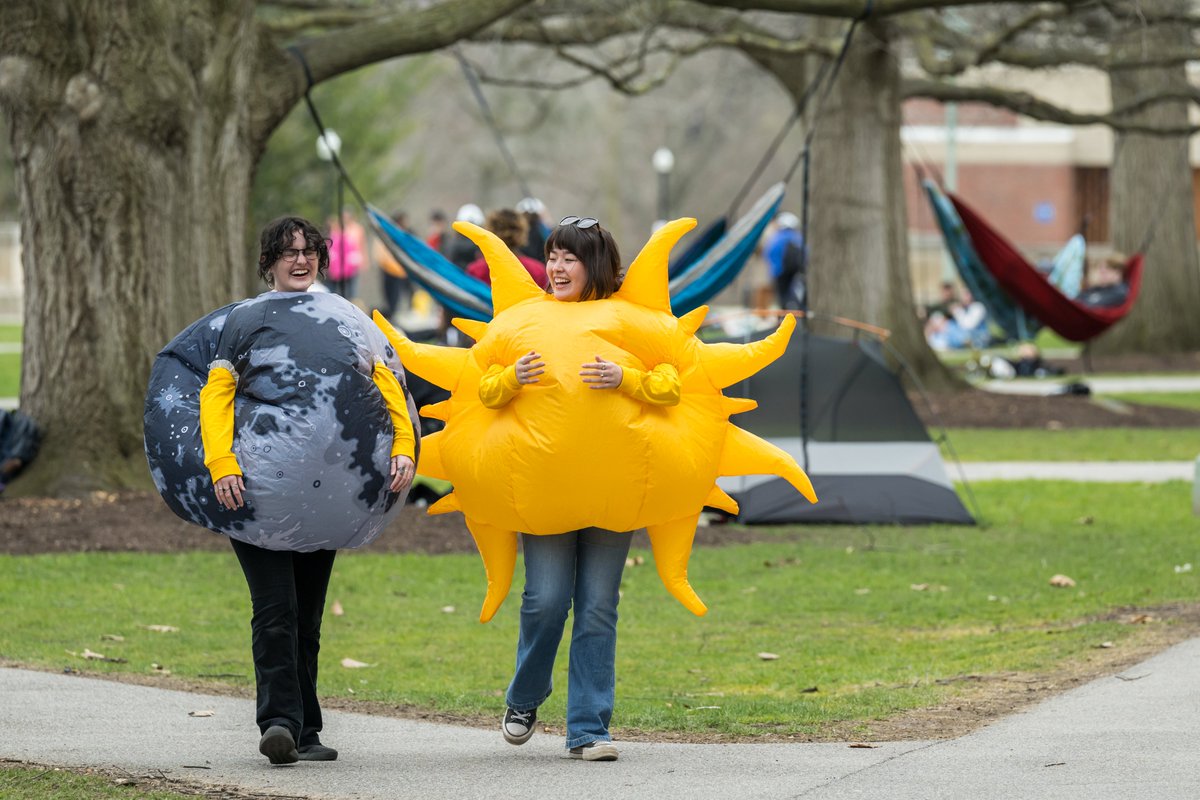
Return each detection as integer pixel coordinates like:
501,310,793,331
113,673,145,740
948,192,1144,343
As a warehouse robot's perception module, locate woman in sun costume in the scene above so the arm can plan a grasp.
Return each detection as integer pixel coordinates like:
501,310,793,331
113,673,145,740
374,214,816,760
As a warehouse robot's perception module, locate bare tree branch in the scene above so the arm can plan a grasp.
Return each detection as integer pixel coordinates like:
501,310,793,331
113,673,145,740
290,0,536,86
260,9,387,36
904,77,1200,134
258,0,371,8
693,0,1086,19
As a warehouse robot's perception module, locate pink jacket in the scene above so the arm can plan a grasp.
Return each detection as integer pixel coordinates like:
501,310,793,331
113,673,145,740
327,227,365,281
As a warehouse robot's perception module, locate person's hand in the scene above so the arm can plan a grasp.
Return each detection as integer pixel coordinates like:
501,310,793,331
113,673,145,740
514,351,545,384
214,474,245,510
390,455,415,493
580,356,622,390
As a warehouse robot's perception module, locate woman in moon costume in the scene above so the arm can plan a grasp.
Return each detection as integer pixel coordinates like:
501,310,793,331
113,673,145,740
144,216,418,765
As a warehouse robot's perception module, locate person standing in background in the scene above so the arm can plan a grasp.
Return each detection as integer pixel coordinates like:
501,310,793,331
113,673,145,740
327,211,366,300
374,209,413,321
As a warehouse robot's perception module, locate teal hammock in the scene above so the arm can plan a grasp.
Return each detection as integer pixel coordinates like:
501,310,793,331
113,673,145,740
369,183,784,322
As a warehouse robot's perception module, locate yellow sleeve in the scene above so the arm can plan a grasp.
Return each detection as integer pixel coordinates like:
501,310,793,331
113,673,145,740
371,360,417,460
618,363,681,407
199,363,242,481
478,363,523,409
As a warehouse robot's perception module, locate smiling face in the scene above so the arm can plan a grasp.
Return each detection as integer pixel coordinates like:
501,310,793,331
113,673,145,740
269,230,318,292
546,247,588,302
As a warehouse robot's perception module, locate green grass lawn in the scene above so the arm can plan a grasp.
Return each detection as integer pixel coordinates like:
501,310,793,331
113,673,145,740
1106,392,1200,412
0,351,18,397
0,766,198,800
0,324,19,396
940,427,1200,462
2,481,1196,739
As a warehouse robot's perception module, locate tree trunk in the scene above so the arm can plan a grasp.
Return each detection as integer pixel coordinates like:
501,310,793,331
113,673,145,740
803,20,958,389
1,2,261,494
0,0,527,495
1101,0,1200,354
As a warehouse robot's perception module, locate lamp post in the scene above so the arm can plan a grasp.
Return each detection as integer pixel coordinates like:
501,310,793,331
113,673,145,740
652,147,675,229
316,130,344,294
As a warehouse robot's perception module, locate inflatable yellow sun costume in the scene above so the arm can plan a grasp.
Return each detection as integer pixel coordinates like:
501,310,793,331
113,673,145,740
375,219,816,622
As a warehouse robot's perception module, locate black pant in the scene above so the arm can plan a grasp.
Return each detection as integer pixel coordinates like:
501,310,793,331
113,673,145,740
381,272,411,319
230,538,337,746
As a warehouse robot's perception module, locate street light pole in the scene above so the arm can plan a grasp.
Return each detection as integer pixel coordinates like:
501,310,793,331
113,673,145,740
316,130,343,294
652,147,675,229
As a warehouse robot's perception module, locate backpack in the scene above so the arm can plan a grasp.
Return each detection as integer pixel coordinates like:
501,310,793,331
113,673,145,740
780,237,806,282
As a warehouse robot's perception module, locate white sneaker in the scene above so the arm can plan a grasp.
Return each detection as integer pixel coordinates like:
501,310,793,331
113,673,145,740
569,741,619,761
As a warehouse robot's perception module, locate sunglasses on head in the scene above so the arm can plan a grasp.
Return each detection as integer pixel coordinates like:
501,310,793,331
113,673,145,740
558,216,600,229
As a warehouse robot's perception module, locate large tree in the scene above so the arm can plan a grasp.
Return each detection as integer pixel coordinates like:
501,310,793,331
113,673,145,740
0,0,531,495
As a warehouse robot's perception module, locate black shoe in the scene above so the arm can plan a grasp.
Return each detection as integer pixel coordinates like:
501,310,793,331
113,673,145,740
297,743,338,761
258,725,299,765
569,740,619,761
502,707,537,745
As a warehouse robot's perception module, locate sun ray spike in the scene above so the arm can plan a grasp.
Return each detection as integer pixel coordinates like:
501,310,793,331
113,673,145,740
452,221,544,313
615,217,697,312
420,401,451,422
719,423,817,504
645,514,708,616
698,313,796,390
374,311,469,392
677,305,709,336
414,431,449,481
720,397,758,416
451,318,489,342
427,492,461,515
704,485,740,515
462,518,519,623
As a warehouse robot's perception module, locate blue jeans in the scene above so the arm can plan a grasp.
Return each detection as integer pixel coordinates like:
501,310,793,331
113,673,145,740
505,528,632,749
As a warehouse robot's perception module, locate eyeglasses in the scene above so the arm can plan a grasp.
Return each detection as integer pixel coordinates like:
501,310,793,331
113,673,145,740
280,248,319,263
558,216,600,230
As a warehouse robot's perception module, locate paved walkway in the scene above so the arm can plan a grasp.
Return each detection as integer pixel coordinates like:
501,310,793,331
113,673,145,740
957,460,1196,483
983,375,1200,395
3,635,1199,799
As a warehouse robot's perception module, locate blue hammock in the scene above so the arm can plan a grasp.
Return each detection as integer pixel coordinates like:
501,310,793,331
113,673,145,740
367,208,493,322
922,180,1040,341
370,183,782,322
668,217,728,279
669,182,785,316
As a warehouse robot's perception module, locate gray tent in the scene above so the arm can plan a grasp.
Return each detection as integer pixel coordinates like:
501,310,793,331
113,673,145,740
714,326,974,525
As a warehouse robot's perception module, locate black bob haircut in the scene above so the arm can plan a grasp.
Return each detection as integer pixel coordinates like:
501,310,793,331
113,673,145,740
543,221,622,301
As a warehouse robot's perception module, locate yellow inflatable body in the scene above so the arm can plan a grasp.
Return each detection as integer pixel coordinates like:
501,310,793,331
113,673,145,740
375,219,816,622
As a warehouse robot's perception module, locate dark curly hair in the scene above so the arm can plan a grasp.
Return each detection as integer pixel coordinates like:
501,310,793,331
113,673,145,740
257,216,330,287
544,220,621,301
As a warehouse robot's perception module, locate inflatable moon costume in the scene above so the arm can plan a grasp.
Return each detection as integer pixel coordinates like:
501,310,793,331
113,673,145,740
375,219,816,622
145,291,419,551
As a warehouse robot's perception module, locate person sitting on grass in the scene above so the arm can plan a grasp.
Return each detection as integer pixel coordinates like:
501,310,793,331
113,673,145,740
924,287,990,351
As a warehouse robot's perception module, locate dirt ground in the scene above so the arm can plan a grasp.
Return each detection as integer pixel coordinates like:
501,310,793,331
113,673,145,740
3,373,1200,753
